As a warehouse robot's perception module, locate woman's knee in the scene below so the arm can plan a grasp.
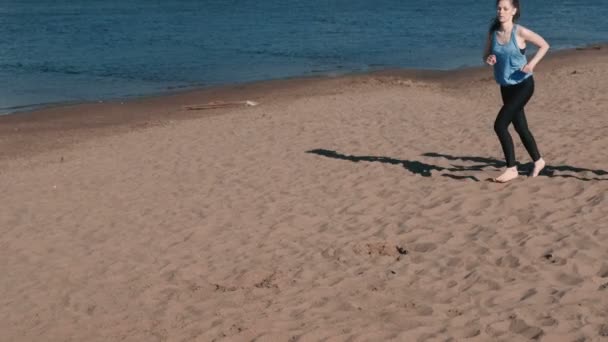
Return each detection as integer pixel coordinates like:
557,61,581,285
494,119,508,134
513,123,530,136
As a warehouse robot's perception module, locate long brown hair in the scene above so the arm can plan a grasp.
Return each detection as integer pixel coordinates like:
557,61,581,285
489,0,521,33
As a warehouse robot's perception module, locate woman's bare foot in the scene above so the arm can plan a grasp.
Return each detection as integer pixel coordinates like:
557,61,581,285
531,158,545,177
494,166,518,183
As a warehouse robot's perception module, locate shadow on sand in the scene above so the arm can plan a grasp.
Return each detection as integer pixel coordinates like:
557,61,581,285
307,149,608,182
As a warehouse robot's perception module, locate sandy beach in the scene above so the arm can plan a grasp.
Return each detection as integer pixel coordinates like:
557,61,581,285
1,45,607,341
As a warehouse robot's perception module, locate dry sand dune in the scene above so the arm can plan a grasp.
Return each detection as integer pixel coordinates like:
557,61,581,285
1,46,607,341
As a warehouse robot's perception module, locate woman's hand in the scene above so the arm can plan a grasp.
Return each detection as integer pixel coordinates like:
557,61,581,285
521,63,535,73
485,54,497,66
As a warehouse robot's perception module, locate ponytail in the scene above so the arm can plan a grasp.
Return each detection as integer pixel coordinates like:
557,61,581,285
489,18,500,33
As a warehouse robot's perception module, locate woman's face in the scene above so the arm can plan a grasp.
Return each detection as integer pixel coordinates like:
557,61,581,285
496,0,517,24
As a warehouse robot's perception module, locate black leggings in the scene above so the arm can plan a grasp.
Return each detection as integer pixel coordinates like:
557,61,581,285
494,76,541,167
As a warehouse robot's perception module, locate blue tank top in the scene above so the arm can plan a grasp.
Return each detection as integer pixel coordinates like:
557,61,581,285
491,25,532,86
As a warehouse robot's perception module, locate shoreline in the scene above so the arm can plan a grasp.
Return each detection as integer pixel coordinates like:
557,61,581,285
1,43,606,162
2,42,606,118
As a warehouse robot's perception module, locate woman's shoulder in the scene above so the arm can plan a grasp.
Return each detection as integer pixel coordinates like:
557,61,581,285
515,25,541,41
515,24,532,35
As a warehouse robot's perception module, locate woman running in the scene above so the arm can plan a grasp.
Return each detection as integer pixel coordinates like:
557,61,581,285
483,0,550,182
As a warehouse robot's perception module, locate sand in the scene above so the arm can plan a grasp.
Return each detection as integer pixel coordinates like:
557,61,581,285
1,45,607,342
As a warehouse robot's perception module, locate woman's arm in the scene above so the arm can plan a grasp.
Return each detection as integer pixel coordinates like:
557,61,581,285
518,25,550,72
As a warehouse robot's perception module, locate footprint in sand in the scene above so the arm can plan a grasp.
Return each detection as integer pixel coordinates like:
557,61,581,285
450,325,481,339
486,319,510,338
555,272,583,286
446,256,462,267
320,246,343,260
509,319,544,340
446,308,464,318
411,242,437,253
496,254,520,268
537,315,558,327
211,283,239,293
352,241,405,257
599,324,608,337
403,302,434,316
542,253,567,266
519,288,537,302
549,288,568,303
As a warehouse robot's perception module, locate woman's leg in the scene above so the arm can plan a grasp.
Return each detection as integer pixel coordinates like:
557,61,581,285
494,103,517,168
493,106,519,182
510,79,545,177
493,77,535,182
512,108,541,162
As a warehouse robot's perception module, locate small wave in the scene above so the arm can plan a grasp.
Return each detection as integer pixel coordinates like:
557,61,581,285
0,61,177,83
234,48,345,61
0,102,68,115
1,62,82,76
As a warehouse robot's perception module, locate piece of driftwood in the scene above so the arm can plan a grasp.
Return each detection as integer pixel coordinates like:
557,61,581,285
183,100,259,110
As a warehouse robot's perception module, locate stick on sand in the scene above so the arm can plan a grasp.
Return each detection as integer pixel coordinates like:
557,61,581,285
183,100,259,110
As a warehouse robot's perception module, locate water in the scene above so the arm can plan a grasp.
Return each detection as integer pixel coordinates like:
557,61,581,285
1,0,607,114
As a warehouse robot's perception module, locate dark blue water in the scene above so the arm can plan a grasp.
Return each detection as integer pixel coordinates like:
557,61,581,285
1,0,607,114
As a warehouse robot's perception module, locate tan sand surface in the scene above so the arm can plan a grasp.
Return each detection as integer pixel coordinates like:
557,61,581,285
1,45,607,341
